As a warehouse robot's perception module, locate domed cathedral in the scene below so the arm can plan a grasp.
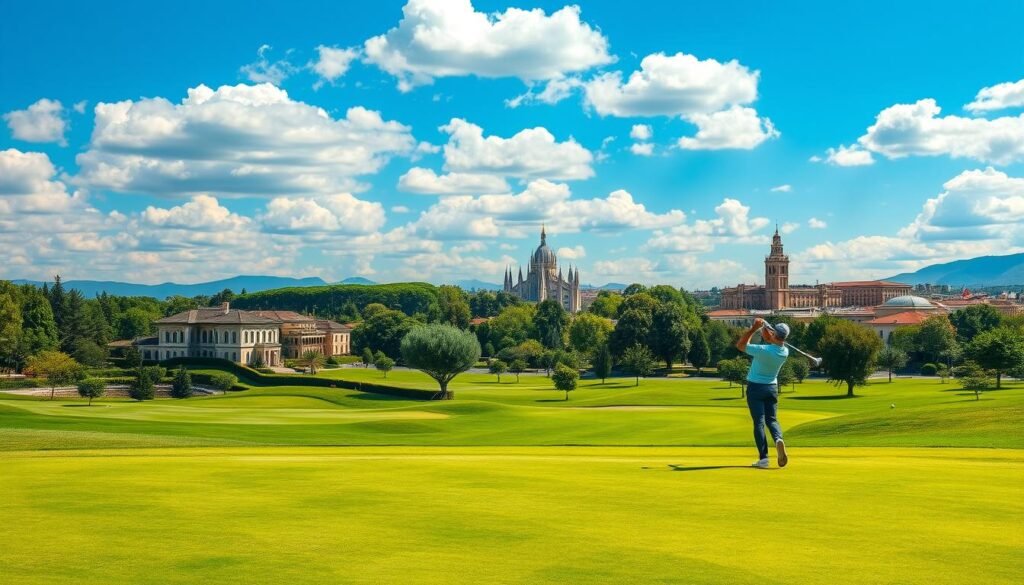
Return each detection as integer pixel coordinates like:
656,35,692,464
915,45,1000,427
503,226,583,313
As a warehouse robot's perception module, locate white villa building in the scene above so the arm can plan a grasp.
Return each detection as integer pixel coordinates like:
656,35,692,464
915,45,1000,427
144,303,351,366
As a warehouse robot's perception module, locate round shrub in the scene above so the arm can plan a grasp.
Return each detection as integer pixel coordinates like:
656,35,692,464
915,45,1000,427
209,372,238,393
920,363,938,376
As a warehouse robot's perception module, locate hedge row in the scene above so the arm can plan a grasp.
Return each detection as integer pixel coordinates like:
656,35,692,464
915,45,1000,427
160,357,434,400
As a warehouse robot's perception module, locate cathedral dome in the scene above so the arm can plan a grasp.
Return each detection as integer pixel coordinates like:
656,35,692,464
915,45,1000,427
531,226,557,267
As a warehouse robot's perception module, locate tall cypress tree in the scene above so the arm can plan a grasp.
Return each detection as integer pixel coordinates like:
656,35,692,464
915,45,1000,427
48,275,67,340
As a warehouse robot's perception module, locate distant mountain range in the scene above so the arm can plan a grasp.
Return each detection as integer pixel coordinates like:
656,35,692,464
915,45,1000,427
9,275,377,299
888,253,1024,287
7,272,633,299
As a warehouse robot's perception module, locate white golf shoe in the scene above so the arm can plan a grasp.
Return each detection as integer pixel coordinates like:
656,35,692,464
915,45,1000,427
751,458,770,468
776,439,788,468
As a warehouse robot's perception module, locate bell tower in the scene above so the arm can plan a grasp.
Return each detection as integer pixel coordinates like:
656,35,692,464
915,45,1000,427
765,225,790,310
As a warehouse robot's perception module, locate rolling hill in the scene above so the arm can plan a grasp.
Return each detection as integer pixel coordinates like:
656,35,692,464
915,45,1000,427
888,253,1024,286
8,275,360,298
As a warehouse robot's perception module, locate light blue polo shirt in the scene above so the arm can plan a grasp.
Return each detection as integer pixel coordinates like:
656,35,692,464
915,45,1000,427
744,343,789,385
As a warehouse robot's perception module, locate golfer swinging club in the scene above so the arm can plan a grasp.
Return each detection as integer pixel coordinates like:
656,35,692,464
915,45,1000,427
736,318,789,469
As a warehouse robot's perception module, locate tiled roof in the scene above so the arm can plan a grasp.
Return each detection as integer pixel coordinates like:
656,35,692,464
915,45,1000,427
707,309,751,317
251,310,315,322
155,308,279,325
865,311,933,326
316,319,351,331
830,280,911,288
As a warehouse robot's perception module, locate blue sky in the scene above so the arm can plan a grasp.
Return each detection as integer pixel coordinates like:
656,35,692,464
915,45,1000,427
2,0,1023,288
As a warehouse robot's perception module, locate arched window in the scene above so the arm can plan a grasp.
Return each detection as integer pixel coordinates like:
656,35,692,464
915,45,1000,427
232,331,237,344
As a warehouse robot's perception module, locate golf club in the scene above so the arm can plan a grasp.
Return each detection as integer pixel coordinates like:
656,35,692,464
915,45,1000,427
761,322,823,367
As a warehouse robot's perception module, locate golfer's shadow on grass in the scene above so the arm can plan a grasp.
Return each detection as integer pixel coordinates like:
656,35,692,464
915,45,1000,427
641,464,775,472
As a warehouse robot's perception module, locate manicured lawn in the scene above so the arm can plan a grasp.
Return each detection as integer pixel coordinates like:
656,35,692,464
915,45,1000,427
1,446,1021,585
1,375,1022,583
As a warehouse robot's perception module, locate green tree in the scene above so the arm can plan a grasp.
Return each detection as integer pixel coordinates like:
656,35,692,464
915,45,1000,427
116,307,156,339
592,343,613,384
622,283,647,296
488,305,536,350
26,350,82,400
0,282,23,360
916,316,959,366
818,320,883,397
965,326,1024,389
876,346,909,383
72,339,108,367
777,360,796,391
482,342,495,358
400,324,481,400
956,361,994,401
208,372,237,394
705,321,740,365
19,286,58,356
534,300,568,349
687,329,711,374
123,346,143,368
352,308,416,360
129,368,156,401
362,347,374,367
587,290,622,319
497,339,545,369
608,309,652,357
620,344,655,386
567,312,613,357
509,359,527,382
374,356,395,379
76,378,106,405
300,349,326,375
617,292,658,318
170,366,193,399
949,304,1003,344
436,285,471,329
790,357,810,386
648,303,689,370
551,363,579,400
488,359,508,383
804,314,839,353
717,357,750,397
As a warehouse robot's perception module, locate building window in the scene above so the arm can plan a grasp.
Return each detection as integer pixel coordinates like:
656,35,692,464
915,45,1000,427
232,331,237,344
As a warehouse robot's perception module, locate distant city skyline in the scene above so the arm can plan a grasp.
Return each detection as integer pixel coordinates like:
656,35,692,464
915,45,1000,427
2,0,1024,288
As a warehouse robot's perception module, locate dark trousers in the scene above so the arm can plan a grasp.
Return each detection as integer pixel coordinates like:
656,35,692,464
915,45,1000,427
746,382,783,460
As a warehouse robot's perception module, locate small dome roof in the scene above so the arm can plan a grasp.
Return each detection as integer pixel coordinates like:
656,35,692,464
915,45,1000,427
882,295,933,308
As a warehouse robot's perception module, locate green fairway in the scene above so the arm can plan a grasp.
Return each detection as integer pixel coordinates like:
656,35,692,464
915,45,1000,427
1,375,1022,584
1,446,1021,585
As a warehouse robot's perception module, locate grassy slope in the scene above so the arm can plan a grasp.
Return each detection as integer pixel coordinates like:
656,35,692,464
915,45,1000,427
1,374,1021,449
2,374,1023,584
2,447,1021,585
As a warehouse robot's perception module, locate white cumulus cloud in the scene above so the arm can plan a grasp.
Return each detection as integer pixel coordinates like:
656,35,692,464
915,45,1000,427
825,97,1024,166
815,144,875,166
364,0,612,91
438,118,593,180
630,124,653,141
3,99,68,145
965,78,1024,113
75,83,416,197
677,106,779,150
630,143,654,156
259,193,387,235
808,217,827,229
584,52,759,117
311,45,360,87
398,167,510,195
